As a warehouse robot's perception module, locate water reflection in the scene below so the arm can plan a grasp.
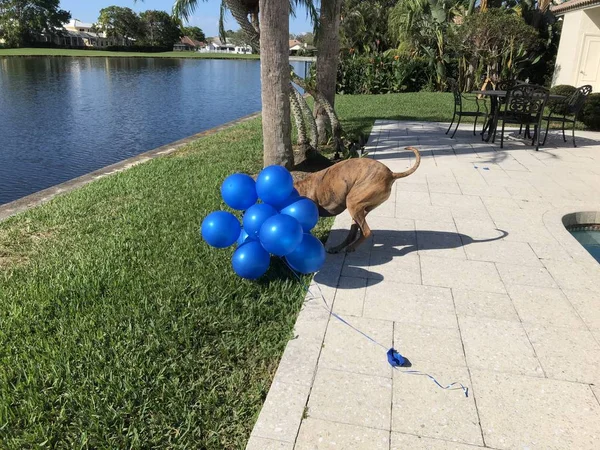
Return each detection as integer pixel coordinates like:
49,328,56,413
0,57,307,205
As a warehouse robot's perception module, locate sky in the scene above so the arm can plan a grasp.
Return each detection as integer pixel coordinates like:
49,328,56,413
58,0,314,37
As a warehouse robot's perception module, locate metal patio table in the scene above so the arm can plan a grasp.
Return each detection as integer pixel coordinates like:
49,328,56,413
471,90,566,143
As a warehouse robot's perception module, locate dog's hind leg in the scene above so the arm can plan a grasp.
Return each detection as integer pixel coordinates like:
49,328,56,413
328,222,360,254
345,206,372,253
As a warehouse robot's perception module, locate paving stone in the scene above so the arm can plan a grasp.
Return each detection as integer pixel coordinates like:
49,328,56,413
392,362,482,445
529,240,573,261
496,263,558,288
320,316,393,378
542,259,600,293
396,190,431,205
391,433,487,449
420,255,506,294
452,289,519,322
394,322,466,368
363,280,457,329
464,240,542,267
416,225,466,260
507,285,586,329
562,289,600,330
524,324,600,384
250,381,311,443
307,368,392,430
453,218,504,241
272,335,322,386
395,203,454,223
245,436,293,450
295,418,390,450
331,276,367,317
369,252,421,284
396,181,429,192
471,369,600,450
459,316,544,377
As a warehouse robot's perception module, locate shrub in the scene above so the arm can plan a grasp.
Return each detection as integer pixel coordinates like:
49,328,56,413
337,52,433,94
548,84,577,115
581,93,600,131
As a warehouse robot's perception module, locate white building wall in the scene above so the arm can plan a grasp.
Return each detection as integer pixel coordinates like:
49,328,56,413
553,7,600,90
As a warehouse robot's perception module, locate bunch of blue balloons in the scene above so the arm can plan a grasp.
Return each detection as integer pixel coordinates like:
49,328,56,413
201,165,326,280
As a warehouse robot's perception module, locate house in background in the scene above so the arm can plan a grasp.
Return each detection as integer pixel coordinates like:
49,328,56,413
289,39,316,56
63,20,114,48
174,36,204,51
552,0,600,91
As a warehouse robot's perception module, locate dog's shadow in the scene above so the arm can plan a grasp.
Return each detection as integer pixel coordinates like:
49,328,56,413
314,228,508,287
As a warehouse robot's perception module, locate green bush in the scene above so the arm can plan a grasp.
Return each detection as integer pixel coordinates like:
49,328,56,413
581,93,600,131
337,52,433,94
548,85,577,115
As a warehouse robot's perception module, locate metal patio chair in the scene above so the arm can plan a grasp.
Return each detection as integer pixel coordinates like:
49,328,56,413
446,78,488,139
541,85,592,147
494,84,549,151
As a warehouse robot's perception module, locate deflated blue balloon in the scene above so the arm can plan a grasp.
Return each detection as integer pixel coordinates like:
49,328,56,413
285,233,326,274
201,211,240,248
259,214,303,256
221,173,258,210
232,240,271,279
237,228,251,246
243,203,277,237
280,196,319,232
256,165,294,206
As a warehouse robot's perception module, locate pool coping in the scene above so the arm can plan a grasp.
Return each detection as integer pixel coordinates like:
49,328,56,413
543,206,600,269
0,111,261,223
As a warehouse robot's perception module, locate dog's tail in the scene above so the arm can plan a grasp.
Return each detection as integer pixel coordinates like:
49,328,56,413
392,147,421,180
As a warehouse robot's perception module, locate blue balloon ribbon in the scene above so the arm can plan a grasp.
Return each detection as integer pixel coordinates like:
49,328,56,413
283,259,469,398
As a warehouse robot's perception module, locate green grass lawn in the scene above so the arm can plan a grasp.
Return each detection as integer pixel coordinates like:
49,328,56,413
0,48,259,59
0,91,571,448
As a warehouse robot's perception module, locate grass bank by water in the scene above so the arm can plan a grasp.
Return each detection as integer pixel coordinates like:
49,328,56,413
0,92,467,448
0,48,259,59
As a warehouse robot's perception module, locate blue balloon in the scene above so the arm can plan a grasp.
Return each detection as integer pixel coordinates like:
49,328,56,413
232,240,271,279
259,214,303,256
221,173,258,210
243,203,278,237
272,188,301,211
237,229,250,246
280,196,319,232
201,211,241,248
256,165,294,206
285,234,326,274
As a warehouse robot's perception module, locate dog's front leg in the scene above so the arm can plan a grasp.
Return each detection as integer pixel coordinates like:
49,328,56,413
328,223,360,254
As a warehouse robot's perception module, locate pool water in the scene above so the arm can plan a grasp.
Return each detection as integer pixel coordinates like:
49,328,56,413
569,229,600,263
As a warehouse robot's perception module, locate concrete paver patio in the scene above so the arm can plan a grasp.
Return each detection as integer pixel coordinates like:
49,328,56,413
247,121,600,450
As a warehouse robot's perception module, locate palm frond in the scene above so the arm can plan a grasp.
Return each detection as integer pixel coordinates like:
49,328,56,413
172,0,207,22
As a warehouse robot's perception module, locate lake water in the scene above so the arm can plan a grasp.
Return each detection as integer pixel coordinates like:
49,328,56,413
0,57,308,205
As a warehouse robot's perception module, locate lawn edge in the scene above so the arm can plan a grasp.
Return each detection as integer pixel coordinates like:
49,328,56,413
0,111,261,222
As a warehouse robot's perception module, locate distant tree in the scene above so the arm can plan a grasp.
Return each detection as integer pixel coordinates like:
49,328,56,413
96,6,142,45
225,28,248,46
0,0,71,47
139,10,182,47
181,25,205,41
296,31,314,45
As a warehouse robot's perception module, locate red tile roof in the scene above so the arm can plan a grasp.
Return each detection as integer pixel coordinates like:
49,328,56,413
551,0,600,14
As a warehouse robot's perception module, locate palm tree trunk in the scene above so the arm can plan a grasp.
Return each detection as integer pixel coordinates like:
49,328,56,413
225,0,260,52
260,0,293,168
292,87,318,150
289,85,308,147
315,0,342,145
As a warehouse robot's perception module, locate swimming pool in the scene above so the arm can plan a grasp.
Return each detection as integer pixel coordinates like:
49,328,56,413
568,226,600,263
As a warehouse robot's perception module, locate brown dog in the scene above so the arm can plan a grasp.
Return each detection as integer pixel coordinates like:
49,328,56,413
295,147,421,253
